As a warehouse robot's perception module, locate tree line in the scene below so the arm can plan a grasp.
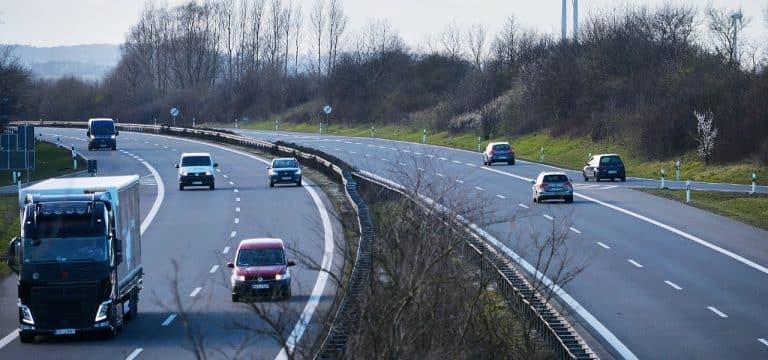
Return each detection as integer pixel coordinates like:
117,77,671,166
2,1,768,163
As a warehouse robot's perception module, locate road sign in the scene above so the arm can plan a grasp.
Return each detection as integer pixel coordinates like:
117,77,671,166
323,105,332,114
170,107,180,117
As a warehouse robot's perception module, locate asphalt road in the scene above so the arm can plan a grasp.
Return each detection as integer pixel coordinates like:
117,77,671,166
0,128,343,359
235,129,768,360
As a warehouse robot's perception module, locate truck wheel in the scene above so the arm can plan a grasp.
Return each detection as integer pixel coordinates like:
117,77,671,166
269,182,274,188
179,184,184,191
232,294,240,302
209,183,215,190
19,333,34,343
125,289,139,321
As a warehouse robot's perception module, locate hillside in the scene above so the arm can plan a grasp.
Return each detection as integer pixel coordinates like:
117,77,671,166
6,44,120,80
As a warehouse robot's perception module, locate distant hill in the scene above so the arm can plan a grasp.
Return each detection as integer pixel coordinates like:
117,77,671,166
6,44,122,81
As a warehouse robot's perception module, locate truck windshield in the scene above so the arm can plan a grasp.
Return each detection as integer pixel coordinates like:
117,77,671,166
91,123,115,135
23,237,108,263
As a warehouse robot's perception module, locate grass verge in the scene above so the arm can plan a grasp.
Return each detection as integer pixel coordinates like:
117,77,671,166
0,141,87,186
638,188,768,231
0,194,18,276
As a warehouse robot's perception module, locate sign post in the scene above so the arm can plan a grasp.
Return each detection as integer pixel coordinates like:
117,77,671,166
675,160,681,181
752,173,757,194
660,169,666,189
170,107,179,126
323,105,332,134
686,180,691,203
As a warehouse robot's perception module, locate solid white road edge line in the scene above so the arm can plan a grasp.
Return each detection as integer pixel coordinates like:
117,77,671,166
275,183,334,360
707,306,728,318
0,330,19,350
161,314,177,326
125,348,143,360
358,170,638,360
482,166,768,276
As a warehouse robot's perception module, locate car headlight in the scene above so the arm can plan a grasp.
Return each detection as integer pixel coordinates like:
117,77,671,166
205,171,212,176
89,135,96,140
233,274,246,282
294,169,301,175
180,171,188,176
95,300,112,322
19,303,35,325
110,135,116,139
268,169,275,175
275,272,290,280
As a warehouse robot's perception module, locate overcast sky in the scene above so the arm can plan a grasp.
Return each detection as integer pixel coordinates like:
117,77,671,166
0,0,765,49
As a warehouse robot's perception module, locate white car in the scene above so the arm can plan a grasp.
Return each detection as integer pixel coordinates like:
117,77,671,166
176,152,218,190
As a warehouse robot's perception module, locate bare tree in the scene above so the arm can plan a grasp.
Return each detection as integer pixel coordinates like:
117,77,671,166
694,110,718,164
359,18,402,59
310,0,325,75
440,21,464,60
706,5,751,65
326,0,348,74
466,24,487,69
292,3,303,73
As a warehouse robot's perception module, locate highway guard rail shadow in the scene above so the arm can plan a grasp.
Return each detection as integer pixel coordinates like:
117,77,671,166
22,121,596,359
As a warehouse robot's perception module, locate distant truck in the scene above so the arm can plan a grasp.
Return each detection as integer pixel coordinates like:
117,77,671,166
87,118,118,150
5,176,143,343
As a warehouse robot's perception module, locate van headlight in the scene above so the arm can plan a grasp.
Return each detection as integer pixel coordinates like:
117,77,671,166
205,171,212,176
180,171,188,176
19,303,35,325
110,135,116,139
233,274,246,282
294,169,302,175
275,272,290,281
95,300,112,322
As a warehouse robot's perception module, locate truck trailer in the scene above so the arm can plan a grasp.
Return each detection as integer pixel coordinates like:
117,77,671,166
5,175,143,343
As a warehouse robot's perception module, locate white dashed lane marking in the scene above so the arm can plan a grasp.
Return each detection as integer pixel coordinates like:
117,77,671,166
234,218,239,224
236,207,240,212
452,160,462,164
707,306,728,318
664,281,682,290
125,348,143,360
161,314,177,326
628,259,644,268
236,197,240,202
456,179,464,184
439,157,448,161
543,214,554,220
210,265,219,273
436,173,444,177
189,287,202,297
496,194,506,199
475,186,484,191
466,163,476,167
223,246,230,254
230,231,236,238
570,227,582,234
758,338,768,347
518,203,529,209
597,242,611,249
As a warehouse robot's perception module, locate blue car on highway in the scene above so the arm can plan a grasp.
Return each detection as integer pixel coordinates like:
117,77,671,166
268,157,302,187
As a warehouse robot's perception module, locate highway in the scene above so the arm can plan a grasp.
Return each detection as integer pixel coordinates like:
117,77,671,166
0,128,343,359
234,129,768,360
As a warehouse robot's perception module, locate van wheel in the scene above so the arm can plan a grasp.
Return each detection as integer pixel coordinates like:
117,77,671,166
582,172,588,181
269,182,274,188
621,176,626,182
232,294,240,303
296,181,302,187
209,183,215,190
179,184,184,191
19,333,34,343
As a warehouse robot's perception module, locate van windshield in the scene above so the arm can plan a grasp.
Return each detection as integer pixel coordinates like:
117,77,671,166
90,122,115,135
181,156,211,166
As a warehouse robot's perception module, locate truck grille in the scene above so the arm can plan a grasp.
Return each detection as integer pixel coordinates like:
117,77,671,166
30,283,100,330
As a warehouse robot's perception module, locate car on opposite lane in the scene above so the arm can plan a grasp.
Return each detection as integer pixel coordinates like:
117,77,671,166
229,238,296,301
482,141,516,166
268,157,302,187
532,171,574,203
583,153,626,182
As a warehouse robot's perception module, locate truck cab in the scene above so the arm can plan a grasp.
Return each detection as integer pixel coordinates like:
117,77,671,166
5,176,142,343
87,118,118,150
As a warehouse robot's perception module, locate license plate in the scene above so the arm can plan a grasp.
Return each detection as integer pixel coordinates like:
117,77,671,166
549,187,562,192
281,176,292,180
608,170,617,174
192,181,203,185
55,329,76,335
252,284,269,289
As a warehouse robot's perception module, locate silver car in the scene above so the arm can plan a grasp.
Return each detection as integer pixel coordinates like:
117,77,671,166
532,172,574,203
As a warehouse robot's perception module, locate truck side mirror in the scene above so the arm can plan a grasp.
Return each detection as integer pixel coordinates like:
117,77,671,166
213,163,218,168
114,237,123,266
6,236,21,274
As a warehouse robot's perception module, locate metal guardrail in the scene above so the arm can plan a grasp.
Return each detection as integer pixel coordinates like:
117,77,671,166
23,121,595,359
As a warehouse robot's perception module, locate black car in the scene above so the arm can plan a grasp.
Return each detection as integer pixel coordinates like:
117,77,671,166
583,154,626,182
268,157,302,187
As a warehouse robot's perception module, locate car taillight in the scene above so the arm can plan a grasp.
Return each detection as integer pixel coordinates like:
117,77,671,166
564,182,572,188
491,150,496,155
538,183,548,189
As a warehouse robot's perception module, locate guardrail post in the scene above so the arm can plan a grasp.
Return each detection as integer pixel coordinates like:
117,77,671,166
686,180,691,203
275,120,279,131
477,137,482,152
370,126,374,138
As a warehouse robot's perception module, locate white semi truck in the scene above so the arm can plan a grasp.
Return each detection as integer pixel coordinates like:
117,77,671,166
5,176,143,342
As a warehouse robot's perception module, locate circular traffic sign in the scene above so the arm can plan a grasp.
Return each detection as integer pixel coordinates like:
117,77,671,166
170,107,179,117
323,105,332,114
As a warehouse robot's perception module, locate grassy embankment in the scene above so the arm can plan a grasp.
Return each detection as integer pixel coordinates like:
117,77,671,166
1,142,85,275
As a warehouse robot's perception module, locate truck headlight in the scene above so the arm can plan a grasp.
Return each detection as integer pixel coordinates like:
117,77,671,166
95,300,112,322
19,303,35,325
